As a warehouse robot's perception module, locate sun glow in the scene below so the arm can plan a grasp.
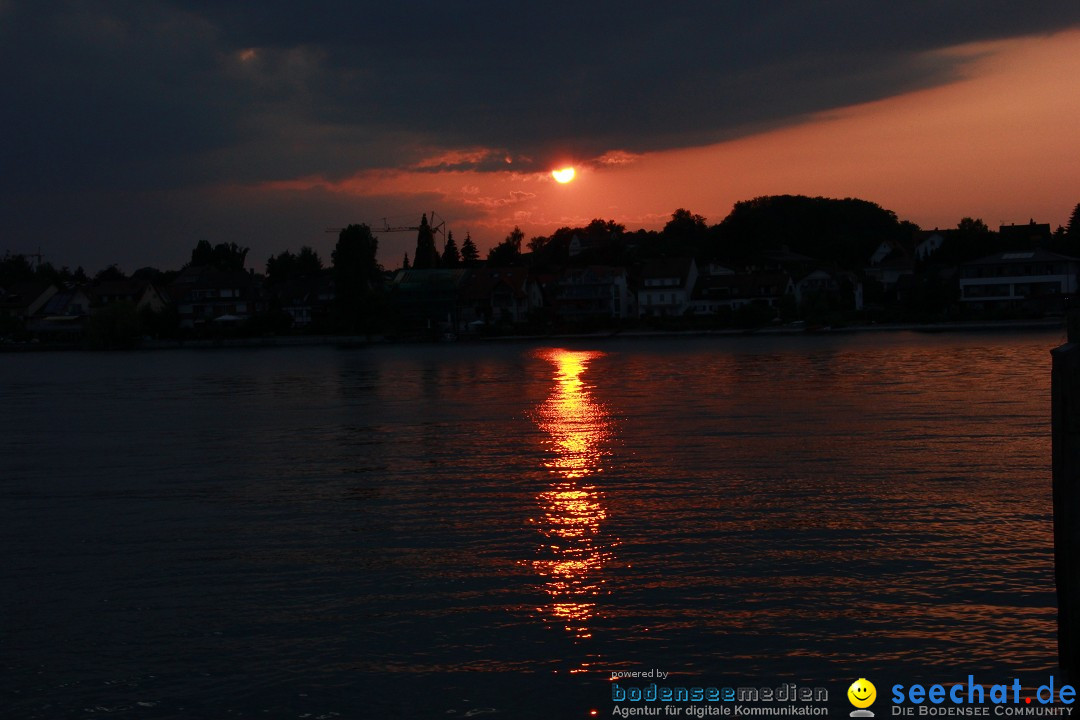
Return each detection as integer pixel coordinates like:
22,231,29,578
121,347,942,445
551,167,576,183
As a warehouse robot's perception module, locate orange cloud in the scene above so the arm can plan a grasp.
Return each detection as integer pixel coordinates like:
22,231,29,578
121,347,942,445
464,190,538,209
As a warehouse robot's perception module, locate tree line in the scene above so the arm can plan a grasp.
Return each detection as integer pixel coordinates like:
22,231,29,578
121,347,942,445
5,196,1080,337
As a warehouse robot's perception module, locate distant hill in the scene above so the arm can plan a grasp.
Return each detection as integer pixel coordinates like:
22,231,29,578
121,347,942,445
714,195,914,269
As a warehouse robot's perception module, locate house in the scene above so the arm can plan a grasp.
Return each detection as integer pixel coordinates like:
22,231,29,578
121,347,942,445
567,234,590,258
755,246,820,274
999,220,1052,249
691,271,794,315
796,269,864,310
551,266,632,321
389,268,470,330
868,240,895,266
864,246,914,294
274,272,335,329
0,282,58,325
794,270,840,306
637,257,698,317
27,287,93,336
915,231,947,261
169,266,265,328
958,249,1080,311
458,267,542,326
705,263,736,277
91,279,169,313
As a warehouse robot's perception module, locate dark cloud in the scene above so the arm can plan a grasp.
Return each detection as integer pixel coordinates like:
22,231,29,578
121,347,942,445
174,0,1080,168
2,1,1078,267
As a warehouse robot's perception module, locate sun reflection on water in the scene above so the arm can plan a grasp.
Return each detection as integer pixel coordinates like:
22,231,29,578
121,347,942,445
529,348,619,641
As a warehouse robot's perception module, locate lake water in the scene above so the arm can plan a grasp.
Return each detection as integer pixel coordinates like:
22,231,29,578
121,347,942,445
0,329,1066,718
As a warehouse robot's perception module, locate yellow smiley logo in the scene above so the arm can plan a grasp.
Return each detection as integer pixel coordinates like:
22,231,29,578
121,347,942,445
848,678,876,709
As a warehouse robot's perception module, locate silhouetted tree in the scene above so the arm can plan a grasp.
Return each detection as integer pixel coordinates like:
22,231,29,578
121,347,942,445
442,230,461,267
715,195,908,268
412,213,440,269
266,246,323,286
216,242,249,271
331,224,382,332
527,235,549,253
266,251,295,285
951,217,997,261
487,226,525,266
1067,203,1080,242
190,239,214,267
460,233,480,267
956,217,990,236
131,266,165,283
94,264,126,282
35,262,72,286
1050,207,1080,256
190,239,249,271
296,246,322,274
402,252,410,269
0,253,35,285
664,209,707,239
656,209,710,258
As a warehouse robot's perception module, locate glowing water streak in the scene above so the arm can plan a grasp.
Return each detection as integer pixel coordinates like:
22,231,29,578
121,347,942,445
529,348,618,640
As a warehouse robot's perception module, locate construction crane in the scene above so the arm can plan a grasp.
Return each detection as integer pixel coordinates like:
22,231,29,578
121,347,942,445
325,212,449,247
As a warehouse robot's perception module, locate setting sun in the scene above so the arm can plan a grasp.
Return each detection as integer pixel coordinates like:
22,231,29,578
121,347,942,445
551,167,576,183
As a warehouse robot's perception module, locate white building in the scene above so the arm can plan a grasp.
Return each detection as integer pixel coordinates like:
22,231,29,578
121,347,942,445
638,257,698,317
553,266,633,320
959,249,1080,308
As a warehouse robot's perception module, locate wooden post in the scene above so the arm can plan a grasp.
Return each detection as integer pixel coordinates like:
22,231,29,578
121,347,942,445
1053,309,1080,681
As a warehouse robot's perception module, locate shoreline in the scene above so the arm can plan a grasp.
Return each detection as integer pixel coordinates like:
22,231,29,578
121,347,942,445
0,318,1065,353
490,317,1065,343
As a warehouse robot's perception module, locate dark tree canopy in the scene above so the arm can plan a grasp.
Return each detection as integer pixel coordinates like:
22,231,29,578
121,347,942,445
0,253,35,285
1068,203,1080,241
94,264,127,282
296,246,323,274
942,217,998,263
131,266,165,283
190,239,249,271
583,218,626,239
412,214,440,269
331,224,382,332
332,224,381,294
487,226,525,266
266,246,323,285
523,218,630,266
956,217,990,236
1044,205,1080,256
663,209,708,240
716,195,910,268
460,233,480,267
0,253,90,286
190,239,213,267
442,230,460,268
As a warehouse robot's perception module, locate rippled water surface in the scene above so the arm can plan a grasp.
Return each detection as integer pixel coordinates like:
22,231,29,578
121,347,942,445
0,330,1064,717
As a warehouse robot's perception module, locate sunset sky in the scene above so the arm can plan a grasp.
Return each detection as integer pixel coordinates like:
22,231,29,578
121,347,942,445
3,2,1079,272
